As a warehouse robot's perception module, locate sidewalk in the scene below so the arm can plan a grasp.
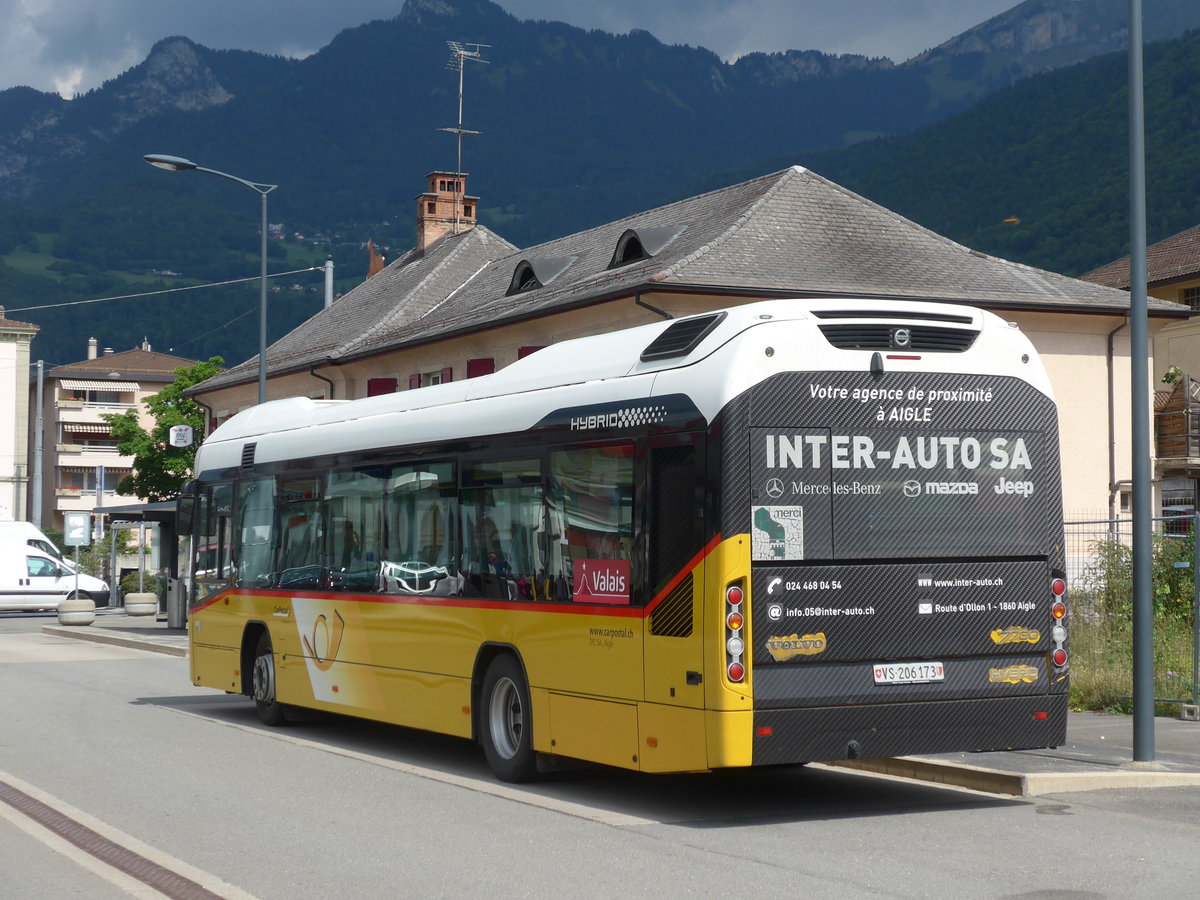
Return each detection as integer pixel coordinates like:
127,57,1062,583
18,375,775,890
42,612,1200,796
42,607,188,657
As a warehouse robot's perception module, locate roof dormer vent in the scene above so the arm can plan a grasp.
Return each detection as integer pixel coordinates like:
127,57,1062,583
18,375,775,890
608,225,687,269
506,256,577,296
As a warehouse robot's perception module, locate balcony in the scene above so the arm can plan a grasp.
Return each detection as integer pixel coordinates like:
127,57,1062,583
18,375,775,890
57,404,135,426
1155,375,1200,476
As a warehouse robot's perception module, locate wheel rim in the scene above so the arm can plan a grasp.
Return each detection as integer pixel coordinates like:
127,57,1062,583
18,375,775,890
253,650,275,703
488,675,524,760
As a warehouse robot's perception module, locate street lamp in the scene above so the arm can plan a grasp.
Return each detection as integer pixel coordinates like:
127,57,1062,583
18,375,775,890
144,153,278,404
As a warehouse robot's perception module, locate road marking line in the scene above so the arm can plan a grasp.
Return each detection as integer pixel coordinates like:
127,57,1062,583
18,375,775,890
0,768,256,899
167,706,658,827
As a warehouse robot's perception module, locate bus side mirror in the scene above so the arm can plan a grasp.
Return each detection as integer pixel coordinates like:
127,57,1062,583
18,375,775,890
177,486,196,535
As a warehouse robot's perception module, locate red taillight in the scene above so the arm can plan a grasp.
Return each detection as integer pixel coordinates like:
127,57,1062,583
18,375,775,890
1052,648,1067,667
1051,578,1066,597
1033,711,1048,721
726,581,746,684
1052,601,1066,620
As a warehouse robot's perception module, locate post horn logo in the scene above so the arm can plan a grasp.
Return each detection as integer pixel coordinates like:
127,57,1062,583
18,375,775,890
302,609,346,672
766,632,826,661
990,625,1041,645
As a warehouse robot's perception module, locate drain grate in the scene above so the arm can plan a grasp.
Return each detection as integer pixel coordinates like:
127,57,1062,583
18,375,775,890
0,778,228,900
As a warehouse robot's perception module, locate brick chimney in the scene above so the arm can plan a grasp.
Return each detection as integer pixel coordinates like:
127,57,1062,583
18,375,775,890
415,171,478,251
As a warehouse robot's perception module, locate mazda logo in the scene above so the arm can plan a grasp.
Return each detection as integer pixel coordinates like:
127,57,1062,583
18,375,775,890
903,480,922,497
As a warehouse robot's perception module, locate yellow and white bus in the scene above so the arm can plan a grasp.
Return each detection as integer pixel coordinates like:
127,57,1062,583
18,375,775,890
181,298,1068,781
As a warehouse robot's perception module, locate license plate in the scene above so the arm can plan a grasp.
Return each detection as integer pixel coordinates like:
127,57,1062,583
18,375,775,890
873,662,945,685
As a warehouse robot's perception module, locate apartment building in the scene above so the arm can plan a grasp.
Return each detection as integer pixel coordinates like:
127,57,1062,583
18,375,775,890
30,339,195,532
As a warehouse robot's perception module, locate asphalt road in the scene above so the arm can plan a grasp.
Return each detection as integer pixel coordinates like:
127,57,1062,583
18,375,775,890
2,613,1198,899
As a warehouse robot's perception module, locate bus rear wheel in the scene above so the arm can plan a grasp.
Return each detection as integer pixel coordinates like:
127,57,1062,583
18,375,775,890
252,632,289,726
480,655,537,782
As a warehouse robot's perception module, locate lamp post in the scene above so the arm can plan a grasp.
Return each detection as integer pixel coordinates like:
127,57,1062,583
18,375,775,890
144,154,278,404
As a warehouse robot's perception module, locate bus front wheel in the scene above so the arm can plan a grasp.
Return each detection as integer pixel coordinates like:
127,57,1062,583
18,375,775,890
252,632,289,726
480,655,537,782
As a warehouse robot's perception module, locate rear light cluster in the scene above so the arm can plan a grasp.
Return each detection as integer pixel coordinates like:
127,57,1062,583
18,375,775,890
726,583,745,682
1050,577,1068,668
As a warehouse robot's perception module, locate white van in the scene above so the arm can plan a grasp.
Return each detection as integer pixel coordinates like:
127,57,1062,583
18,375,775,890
0,550,110,611
0,521,77,570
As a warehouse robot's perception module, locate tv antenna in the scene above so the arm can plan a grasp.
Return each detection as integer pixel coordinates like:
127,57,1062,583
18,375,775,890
439,41,489,233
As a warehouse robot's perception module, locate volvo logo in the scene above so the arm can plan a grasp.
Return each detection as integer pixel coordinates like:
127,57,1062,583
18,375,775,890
765,477,785,498
890,327,912,349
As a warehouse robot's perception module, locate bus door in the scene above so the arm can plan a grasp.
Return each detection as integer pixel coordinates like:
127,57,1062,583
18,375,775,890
643,438,707,709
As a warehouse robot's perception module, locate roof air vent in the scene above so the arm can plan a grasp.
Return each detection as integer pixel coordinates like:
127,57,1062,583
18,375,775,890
241,442,257,470
640,312,726,362
506,256,577,296
608,225,687,269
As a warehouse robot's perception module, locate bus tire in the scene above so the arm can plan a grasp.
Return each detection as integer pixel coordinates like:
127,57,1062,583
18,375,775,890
480,654,537,783
252,632,289,726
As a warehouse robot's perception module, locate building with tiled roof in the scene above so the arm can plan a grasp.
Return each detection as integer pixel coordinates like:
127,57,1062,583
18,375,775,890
1082,223,1200,497
30,339,198,532
191,165,1189,518
1,306,39,521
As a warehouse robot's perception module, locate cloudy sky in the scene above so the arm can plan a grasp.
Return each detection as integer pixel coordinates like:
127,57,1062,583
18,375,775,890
2,0,1019,98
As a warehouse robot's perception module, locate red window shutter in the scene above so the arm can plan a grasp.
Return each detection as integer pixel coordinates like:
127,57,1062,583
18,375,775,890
439,366,453,384
408,373,421,390
467,357,495,378
517,345,544,359
367,377,397,396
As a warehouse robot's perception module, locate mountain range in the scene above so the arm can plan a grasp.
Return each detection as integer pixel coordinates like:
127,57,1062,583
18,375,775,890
2,0,1199,369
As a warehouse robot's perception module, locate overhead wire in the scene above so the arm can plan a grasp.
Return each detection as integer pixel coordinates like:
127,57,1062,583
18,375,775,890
9,266,324,312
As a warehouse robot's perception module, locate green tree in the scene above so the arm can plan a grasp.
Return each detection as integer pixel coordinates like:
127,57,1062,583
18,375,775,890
102,357,223,501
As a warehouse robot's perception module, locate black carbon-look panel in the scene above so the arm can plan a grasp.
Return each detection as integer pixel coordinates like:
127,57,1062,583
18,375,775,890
752,694,1069,764
721,371,1062,560
752,652,1061,709
750,559,1056,664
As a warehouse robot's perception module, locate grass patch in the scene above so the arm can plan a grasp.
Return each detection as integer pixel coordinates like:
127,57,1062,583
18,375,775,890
1069,609,1197,715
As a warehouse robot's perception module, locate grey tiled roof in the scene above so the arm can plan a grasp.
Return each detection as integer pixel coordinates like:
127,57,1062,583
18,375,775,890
200,166,1185,392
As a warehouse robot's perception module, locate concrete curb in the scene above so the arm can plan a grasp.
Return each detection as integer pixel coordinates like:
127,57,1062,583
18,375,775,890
825,756,1200,796
41,624,187,658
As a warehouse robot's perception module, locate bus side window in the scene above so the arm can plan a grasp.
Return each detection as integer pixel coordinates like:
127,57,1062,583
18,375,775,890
236,477,276,588
326,467,384,593
194,483,233,601
461,458,543,602
546,443,635,604
382,462,460,596
276,478,324,589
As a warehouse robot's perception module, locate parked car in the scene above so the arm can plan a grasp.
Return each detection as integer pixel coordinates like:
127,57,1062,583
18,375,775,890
0,550,110,611
0,520,78,572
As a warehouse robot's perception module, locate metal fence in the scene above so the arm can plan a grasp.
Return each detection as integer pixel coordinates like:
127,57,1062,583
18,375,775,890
1064,515,1199,709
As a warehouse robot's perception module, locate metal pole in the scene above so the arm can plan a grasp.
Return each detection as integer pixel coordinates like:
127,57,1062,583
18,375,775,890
31,360,43,528
324,258,334,309
1128,0,1154,761
1193,511,1199,708
259,189,268,405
